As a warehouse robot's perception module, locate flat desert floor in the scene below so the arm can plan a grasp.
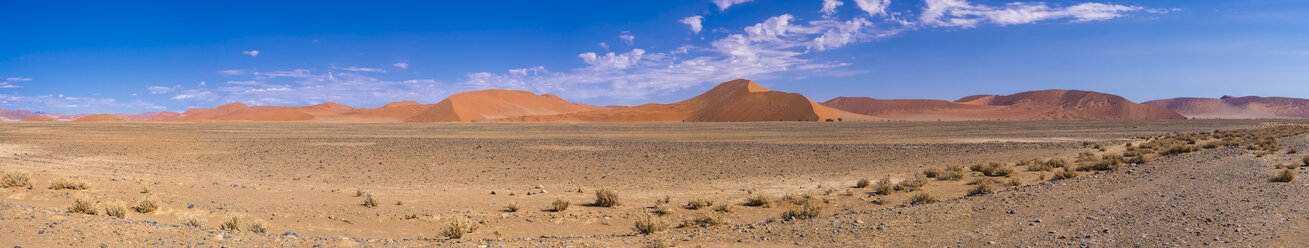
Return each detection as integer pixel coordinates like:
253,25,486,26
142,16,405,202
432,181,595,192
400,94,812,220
2,120,1308,247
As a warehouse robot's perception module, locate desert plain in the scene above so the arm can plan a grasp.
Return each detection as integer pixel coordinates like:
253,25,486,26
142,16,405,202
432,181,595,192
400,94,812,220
2,120,1308,247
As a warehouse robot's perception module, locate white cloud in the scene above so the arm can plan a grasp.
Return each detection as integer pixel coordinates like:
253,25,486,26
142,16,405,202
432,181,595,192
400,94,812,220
392,62,409,69
1,77,32,88
147,85,182,94
713,0,754,11
920,0,1144,28
852,0,891,16
242,50,260,57
176,68,450,107
821,0,845,16
619,31,636,46
681,16,705,34
0,93,164,114
332,65,387,73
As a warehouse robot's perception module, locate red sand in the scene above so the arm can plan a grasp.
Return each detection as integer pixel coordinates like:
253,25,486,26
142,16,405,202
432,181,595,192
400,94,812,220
508,79,843,122
1144,96,1309,119
824,89,1185,120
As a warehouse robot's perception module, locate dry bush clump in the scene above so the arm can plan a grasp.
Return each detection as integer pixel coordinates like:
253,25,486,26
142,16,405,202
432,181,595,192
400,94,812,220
968,180,995,196
685,198,713,210
855,178,870,188
247,220,269,234
655,195,671,205
1028,158,1067,172
220,215,241,231
712,203,734,213
1080,154,1125,171
354,189,366,197
1053,168,1079,180
552,198,571,212
922,168,943,178
679,213,728,227
633,214,668,235
781,194,814,205
105,202,127,218
939,165,965,181
908,192,937,205
1,171,32,189
779,202,822,221
972,162,1014,177
362,194,379,208
132,197,159,213
66,196,97,215
643,241,674,248
894,175,929,192
1159,144,1195,156
178,213,204,227
48,177,88,190
593,188,620,207
652,204,674,216
1270,169,1295,182
873,178,895,195
1007,178,1023,187
505,202,521,212
441,218,478,239
743,194,772,208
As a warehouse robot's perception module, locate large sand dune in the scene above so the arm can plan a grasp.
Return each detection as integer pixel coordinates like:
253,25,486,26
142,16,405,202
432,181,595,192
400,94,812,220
509,79,842,122
1144,96,1309,119
824,89,1186,120
405,89,608,122
71,114,125,122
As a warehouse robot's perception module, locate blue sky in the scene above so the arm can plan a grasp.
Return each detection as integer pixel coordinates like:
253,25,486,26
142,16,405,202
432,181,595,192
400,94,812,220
2,0,1307,114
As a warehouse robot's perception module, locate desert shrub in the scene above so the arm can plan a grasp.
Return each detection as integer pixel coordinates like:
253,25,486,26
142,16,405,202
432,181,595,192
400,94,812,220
922,168,943,178
679,213,728,227
552,198,571,212
973,162,1013,177
1075,152,1099,165
743,194,772,208
132,198,159,213
66,196,97,215
354,189,366,197
363,194,379,208
0,171,32,189
1008,178,1023,187
655,195,670,205
643,241,674,248
1159,144,1194,156
1288,147,1298,154
633,215,668,235
855,178,870,188
873,178,895,195
1053,168,1078,180
712,204,734,213
105,202,126,218
779,203,822,221
685,198,713,210
1028,161,1055,172
178,213,204,227
1270,169,1295,182
1081,154,1125,171
968,180,995,196
593,188,620,207
781,194,813,205
505,202,521,212
939,165,965,181
895,175,929,192
441,218,477,239
652,204,673,216
967,177,998,185
48,177,88,190
1127,154,1152,164
247,220,268,234
908,192,937,205
220,215,241,231
1045,158,1068,168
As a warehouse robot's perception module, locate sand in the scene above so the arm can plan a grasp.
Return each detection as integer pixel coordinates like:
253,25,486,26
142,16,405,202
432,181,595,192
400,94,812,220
1145,96,1309,119
405,89,607,122
825,89,1186,120
71,114,125,122
19,115,58,122
511,79,842,122
3,120,1305,247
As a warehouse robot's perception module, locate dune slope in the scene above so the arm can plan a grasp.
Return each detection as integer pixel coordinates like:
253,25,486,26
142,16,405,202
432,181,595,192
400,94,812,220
509,79,841,122
1143,96,1309,119
824,90,1185,120
405,89,607,122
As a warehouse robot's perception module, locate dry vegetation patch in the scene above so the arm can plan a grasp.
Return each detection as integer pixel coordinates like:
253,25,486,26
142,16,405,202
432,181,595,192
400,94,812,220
1,171,32,189
594,188,620,207
1270,169,1295,182
633,215,668,235
48,177,88,190
441,218,478,239
66,196,97,215
551,198,571,212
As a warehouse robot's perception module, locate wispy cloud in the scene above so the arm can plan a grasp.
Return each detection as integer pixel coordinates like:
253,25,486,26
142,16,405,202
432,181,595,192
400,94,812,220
331,65,387,73
0,77,32,88
681,16,705,34
920,0,1145,28
242,50,260,57
147,85,182,94
619,31,636,46
713,0,754,11
852,0,891,16
392,62,409,69
174,69,448,107
821,0,845,16
0,93,164,114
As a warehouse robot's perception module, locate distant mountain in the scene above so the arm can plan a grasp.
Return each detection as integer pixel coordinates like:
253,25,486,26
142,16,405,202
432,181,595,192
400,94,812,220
0,109,40,121
72,114,125,122
823,89,1186,120
508,79,843,122
404,89,608,122
1143,96,1309,119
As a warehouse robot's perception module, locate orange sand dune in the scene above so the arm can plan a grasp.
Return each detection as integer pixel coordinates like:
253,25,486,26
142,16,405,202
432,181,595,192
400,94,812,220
506,79,842,122
824,90,1185,120
20,115,58,122
72,114,125,122
405,90,608,122
328,101,431,122
1143,96,1309,119
175,102,353,121
114,111,181,121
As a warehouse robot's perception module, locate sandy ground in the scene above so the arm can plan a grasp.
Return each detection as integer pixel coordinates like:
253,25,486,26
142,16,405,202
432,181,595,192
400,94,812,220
0,120,1304,247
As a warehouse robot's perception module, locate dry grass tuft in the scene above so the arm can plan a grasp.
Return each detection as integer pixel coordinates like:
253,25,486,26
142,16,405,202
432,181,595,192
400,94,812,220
894,175,929,192
552,198,571,212
48,177,88,190
781,194,814,205
679,213,728,227
873,178,895,195
0,171,32,189
685,198,713,210
105,202,127,218
1270,169,1295,182
1053,168,1078,180
939,165,965,181
593,188,620,207
908,192,938,205
712,203,734,213
132,197,159,213
441,218,477,239
1007,177,1023,187
363,194,379,208
505,202,521,213
247,220,269,234
652,204,674,216
633,214,668,235
178,213,204,227
743,194,772,208
66,196,97,215
354,189,366,197
643,241,674,248
779,202,822,221
220,214,241,231
968,180,995,196
922,168,943,178
855,178,870,188
972,162,1014,177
